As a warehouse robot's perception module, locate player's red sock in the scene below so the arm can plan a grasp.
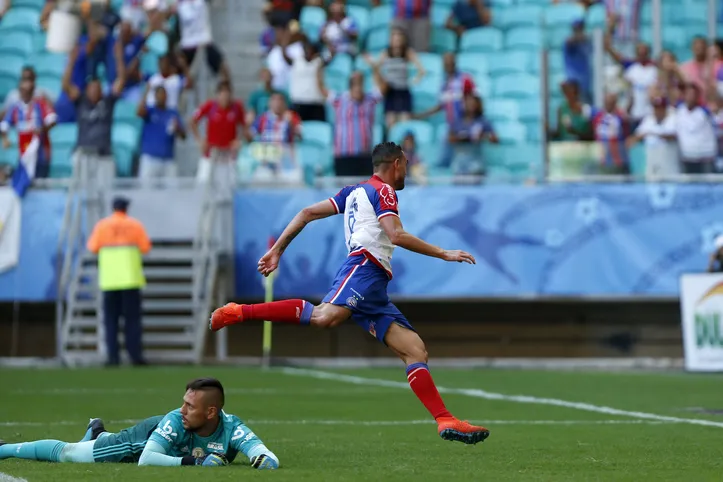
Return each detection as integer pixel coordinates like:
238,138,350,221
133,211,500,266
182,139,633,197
406,363,453,420
242,300,313,325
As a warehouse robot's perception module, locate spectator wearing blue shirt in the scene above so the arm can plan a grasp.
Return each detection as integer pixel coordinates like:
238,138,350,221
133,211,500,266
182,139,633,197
136,85,186,180
107,21,147,104
564,19,592,102
448,93,498,175
445,0,491,37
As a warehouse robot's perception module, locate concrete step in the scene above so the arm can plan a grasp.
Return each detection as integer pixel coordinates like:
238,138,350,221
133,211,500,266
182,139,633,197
65,332,196,347
145,246,195,262
143,299,195,312
145,267,194,279
70,316,197,329
143,283,194,296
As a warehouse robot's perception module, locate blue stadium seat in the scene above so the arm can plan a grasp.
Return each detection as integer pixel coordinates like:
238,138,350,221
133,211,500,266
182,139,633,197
141,52,159,76
518,99,542,123
324,70,349,93
459,27,503,53
32,31,46,53
373,124,383,146
547,26,571,50
301,121,333,147
496,5,542,29
113,100,142,130
0,31,33,57
485,99,520,122
485,51,530,77
0,74,15,103
431,4,451,27
112,123,140,150
544,3,585,28
389,120,434,144
586,3,606,29
1,8,40,34
49,145,74,178
49,123,78,147
495,121,527,144
683,25,707,42
548,50,564,75
457,52,488,77
411,75,442,100
353,54,373,76
430,27,456,53
494,73,539,99
369,5,392,30
12,0,44,9
146,31,168,56
415,52,443,79
472,72,492,98
516,0,547,4
35,74,61,98
366,27,390,51
505,27,544,51
0,54,26,78
112,146,133,177
300,6,326,43
296,141,332,180
31,52,68,77
347,5,370,37
327,53,353,78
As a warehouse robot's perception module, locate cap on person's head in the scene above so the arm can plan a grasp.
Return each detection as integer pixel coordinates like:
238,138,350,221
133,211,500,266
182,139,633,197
715,234,723,250
112,196,130,212
572,19,585,29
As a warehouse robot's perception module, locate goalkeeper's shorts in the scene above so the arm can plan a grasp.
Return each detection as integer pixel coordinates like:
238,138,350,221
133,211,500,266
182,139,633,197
93,415,164,463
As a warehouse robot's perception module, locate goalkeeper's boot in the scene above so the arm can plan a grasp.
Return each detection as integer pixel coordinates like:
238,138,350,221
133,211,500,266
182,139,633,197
87,418,106,441
437,417,490,445
209,303,246,331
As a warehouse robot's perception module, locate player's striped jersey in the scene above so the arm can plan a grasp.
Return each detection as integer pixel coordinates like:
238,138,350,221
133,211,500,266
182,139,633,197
329,175,399,277
148,409,268,463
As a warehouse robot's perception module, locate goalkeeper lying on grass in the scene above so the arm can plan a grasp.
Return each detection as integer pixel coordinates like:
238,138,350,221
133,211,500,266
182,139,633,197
0,377,279,469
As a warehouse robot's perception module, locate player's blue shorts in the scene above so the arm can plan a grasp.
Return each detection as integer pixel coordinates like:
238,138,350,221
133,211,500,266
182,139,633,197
322,254,414,344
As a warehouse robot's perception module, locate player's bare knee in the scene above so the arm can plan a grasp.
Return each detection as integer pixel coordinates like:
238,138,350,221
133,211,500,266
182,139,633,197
404,346,428,365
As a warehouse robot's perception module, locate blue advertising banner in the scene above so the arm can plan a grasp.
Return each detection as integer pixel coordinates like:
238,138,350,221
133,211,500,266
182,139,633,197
233,184,723,299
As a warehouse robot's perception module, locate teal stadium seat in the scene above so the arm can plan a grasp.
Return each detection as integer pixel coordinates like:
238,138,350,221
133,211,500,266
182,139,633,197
300,6,326,43
0,74,15,102
366,27,390,51
327,53,353,78
49,123,78,147
495,121,527,144
0,54,26,78
457,52,488,77
430,27,456,53
369,5,392,30
49,145,74,178
324,70,349,93
301,121,333,147
12,0,45,10
493,73,539,99
373,124,383,146
496,5,542,29
0,8,40,34
415,52,443,79
347,5,370,38
32,52,68,77
505,27,544,51
32,31,46,53
459,27,503,53
112,123,140,152
473,73,492,98
518,99,542,124
547,26,571,50
389,120,434,144
585,3,606,29
431,4,451,27
485,51,530,77
516,0,547,5
0,32,33,57
484,99,520,122
296,142,332,181
146,31,168,56
141,52,159,76
353,54,372,76
113,100,142,131
35,74,61,99
544,3,585,28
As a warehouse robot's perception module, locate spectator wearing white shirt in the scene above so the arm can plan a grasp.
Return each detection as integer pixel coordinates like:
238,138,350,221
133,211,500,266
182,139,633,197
173,0,230,82
675,83,717,174
145,54,192,109
279,37,328,122
321,1,359,56
267,25,305,92
626,97,678,179
604,20,656,125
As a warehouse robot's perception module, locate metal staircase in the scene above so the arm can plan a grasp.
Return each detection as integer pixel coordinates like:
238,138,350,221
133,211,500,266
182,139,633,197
56,175,223,366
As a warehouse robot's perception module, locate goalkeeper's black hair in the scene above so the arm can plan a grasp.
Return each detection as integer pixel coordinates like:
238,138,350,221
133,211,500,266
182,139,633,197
186,378,225,409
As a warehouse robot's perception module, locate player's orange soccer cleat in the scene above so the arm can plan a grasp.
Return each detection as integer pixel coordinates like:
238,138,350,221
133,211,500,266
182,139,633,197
437,417,490,445
209,303,246,331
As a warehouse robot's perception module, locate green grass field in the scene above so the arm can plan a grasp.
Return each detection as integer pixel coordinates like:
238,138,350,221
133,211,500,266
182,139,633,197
1,366,722,481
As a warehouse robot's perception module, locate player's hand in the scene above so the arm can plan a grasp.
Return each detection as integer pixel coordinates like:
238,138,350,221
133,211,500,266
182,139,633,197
258,249,281,277
251,454,279,470
441,249,476,264
198,453,228,467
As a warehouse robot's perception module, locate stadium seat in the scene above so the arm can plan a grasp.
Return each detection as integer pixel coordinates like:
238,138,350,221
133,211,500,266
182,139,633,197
0,53,26,78
353,54,373,76
31,52,68,77
485,51,530,77
493,73,540,99
300,6,326,42
518,99,542,123
505,27,544,51
301,121,333,147
111,123,140,151
547,50,564,75
113,100,142,128
0,74,16,103
12,0,45,9
457,52,488,77
324,70,349,93
431,4,451,27
459,27,503,53
366,27,390,51
112,146,134,177
389,120,434,144
32,31,46,53
429,27,456,53
411,74,442,99
369,5,392,30
496,5,542,29
415,52,443,79
347,5,370,37
373,123,383,146
296,141,332,180
547,26,571,50
49,123,78,147
146,31,168,56
0,8,40,34
586,3,606,29
473,73,492,98
495,121,527,144
35,74,61,98
327,53,353,79
544,3,585,28
0,31,33,57
141,52,159,76
49,145,74,178
484,99,520,122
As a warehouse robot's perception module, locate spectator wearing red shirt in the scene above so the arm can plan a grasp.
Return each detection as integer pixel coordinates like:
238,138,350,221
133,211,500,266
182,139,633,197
191,81,251,189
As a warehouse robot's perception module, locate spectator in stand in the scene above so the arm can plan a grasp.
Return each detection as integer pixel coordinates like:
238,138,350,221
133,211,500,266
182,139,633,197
0,78,56,183
251,92,303,181
445,0,491,37
191,81,251,188
604,19,656,127
681,37,721,101
626,96,678,179
1,67,55,120
651,51,685,102
321,1,359,57
280,37,329,122
323,71,382,177
604,0,642,46
549,80,593,141
173,0,231,83
259,3,276,56
675,83,717,174
40,0,54,30
267,23,305,92
707,92,723,173
589,92,629,174
267,0,303,26
247,68,290,125
448,93,497,175
108,21,146,103
137,84,186,181
564,19,592,102
62,45,125,191
388,0,431,53
366,28,425,129
401,131,427,184
0,0,10,22
119,0,147,32
145,53,192,110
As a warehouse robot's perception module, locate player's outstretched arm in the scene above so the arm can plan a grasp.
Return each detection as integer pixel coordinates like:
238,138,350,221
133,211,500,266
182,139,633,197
379,215,476,264
232,423,279,470
258,199,338,277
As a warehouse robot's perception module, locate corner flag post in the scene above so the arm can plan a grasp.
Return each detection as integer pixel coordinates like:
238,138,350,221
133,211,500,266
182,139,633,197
261,236,276,369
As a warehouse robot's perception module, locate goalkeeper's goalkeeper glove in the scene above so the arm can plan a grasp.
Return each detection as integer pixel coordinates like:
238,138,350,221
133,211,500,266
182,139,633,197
251,454,279,470
181,453,228,467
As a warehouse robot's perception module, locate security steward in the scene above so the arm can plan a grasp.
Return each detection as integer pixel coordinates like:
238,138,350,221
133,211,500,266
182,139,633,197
87,196,151,366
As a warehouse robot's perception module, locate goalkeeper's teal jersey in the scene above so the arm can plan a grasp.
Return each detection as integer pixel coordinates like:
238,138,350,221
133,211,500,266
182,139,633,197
147,409,265,463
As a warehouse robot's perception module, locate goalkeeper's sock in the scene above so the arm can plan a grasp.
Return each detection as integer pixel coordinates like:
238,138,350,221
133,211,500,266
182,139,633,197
0,440,67,462
242,300,313,325
406,363,453,420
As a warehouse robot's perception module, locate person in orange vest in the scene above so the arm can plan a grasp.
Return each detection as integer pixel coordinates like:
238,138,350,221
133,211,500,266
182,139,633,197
87,196,151,367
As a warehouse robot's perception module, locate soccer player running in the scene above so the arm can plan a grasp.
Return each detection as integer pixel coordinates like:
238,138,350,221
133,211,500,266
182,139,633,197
210,141,489,445
0,378,278,469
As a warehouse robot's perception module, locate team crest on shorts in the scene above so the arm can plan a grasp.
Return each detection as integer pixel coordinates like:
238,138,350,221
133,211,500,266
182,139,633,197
369,322,376,337
346,296,357,308
192,447,206,458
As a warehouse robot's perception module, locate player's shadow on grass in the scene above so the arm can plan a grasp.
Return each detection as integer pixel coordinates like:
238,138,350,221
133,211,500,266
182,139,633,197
420,197,545,284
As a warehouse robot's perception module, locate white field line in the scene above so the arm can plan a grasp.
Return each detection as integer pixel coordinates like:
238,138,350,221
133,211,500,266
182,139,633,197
8,387,393,396
0,473,28,482
0,419,688,428
282,368,723,430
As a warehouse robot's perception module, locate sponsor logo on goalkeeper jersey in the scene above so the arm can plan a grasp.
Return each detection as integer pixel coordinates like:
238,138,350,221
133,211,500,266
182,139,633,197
207,442,224,451
155,420,177,443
